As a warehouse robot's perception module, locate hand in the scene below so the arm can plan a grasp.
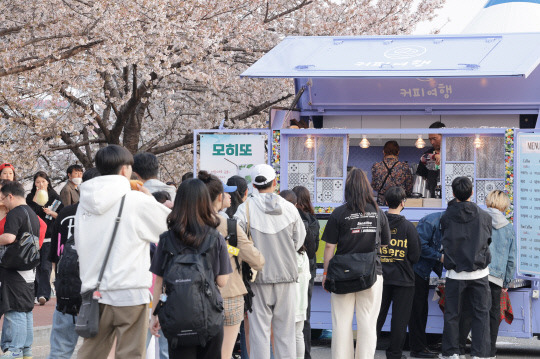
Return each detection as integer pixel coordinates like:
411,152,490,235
137,183,152,196
43,207,58,218
433,153,441,165
150,315,161,336
502,288,508,293
440,254,444,263
322,275,328,293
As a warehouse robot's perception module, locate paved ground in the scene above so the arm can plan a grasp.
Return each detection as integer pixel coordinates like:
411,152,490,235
3,301,540,358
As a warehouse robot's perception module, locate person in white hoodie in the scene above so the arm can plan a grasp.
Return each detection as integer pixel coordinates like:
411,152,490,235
75,145,170,359
234,164,306,359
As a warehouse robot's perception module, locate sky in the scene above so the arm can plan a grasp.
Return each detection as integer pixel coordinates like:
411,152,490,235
413,0,488,34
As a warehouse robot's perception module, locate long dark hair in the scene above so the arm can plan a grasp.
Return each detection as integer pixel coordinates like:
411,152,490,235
29,171,58,197
225,175,248,218
292,186,314,214
345,168,378,214
167,178,220,248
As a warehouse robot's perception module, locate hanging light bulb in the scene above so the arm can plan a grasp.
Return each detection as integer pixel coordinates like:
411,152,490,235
473,134,482,148
304,135,314,149
359,135,370,149
415,135,426,149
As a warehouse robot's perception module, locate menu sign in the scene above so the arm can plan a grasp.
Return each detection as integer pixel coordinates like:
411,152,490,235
517,133,540,276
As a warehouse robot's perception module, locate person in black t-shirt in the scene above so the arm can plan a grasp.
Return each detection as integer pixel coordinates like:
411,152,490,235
322,168,390,359
376,186,420,359
0,181,40,359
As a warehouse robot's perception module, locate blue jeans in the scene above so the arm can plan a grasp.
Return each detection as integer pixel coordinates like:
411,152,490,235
1,311,33,357
47,310,79,359
145,329,169,359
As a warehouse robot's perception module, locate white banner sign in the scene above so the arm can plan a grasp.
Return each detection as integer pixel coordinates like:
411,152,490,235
200,134,266,191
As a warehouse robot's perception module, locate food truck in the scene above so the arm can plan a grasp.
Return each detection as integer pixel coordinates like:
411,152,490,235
196,33,540,338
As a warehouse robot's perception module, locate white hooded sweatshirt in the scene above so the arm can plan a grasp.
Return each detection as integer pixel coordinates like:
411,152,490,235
75,175,170,306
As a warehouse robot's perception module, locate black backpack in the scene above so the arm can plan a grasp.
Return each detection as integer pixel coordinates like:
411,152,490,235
300,211,321,260
54,235,82,316
155,229,224,348
226,218,255,313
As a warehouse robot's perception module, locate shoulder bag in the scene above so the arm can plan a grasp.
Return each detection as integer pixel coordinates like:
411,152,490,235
75,195,126,338
323,210,380,294
1,207,40,271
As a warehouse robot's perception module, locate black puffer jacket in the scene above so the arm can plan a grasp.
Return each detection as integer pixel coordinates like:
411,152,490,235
441,201,492,273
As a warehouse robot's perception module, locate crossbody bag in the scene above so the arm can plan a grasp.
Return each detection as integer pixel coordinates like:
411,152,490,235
75,195,126,338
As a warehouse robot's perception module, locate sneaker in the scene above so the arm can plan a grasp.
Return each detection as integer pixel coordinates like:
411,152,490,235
23,357,32,359
38,297,46,306
0,351,22,359
33,298,38,305
439,355,460,359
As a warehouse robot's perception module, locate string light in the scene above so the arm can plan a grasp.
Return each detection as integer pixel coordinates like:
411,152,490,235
359,135,370,149
473,134,482,148
304,135,314,149
415,135,426,149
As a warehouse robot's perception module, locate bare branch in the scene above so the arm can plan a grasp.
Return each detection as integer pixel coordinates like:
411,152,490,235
59,87,112,141
49,137,107,151
230,93,293,124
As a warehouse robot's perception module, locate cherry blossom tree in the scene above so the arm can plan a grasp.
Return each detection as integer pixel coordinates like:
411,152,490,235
0,0,445,183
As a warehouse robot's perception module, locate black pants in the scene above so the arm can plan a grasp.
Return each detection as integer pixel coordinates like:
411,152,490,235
35,242,52,300
442,276,491,358
459,281,502,357
376,285,415,359
303,258,316,359
408,273,430,353
168,328,224,359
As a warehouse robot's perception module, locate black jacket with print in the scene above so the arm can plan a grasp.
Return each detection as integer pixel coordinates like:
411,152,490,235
380,212,420,286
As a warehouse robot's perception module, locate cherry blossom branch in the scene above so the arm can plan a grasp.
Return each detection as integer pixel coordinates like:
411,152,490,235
263,0,313,23
0,39,104,77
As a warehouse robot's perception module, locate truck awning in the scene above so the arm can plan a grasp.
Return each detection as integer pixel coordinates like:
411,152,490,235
241,33,540,79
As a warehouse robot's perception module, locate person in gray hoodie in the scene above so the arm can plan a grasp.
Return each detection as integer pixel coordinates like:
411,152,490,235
132,152,176,201
459,190,516,358
234,164,306,359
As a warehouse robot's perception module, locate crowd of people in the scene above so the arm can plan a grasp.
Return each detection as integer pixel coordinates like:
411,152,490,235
0,138,516,359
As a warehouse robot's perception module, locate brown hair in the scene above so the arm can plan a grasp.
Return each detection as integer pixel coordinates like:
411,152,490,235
383,141,399,156
344,168,378,214
292,186,315,214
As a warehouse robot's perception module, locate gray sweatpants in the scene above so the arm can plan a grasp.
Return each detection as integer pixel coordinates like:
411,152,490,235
249,282,296,359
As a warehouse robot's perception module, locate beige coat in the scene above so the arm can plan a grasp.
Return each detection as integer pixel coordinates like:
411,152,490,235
217,214,265,299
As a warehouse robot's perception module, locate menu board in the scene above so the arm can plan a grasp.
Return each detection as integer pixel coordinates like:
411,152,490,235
517,133,540,276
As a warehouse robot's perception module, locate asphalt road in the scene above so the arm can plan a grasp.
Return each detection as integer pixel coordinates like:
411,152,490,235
311,336,540,358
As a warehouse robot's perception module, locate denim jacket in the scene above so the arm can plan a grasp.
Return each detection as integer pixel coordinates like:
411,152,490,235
413,211,444,280
485,207,516,288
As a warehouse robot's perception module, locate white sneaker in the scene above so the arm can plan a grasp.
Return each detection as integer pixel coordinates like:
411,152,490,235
439,355,460,359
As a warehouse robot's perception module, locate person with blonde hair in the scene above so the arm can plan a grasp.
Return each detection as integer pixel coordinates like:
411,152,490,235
459,190,516,358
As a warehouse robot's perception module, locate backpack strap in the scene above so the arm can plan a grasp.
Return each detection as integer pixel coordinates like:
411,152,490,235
227,218,241,271
226,219,238,247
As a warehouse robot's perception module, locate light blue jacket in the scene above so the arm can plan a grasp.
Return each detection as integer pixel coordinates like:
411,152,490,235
485,207,516,288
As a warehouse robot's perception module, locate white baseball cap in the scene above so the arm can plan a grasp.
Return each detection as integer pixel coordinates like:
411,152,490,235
251,164,276,186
